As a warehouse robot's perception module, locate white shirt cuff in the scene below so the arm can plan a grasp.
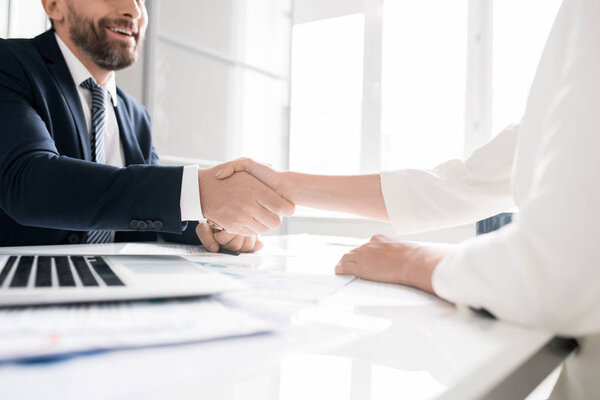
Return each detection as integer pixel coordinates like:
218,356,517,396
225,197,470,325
180,165,205,222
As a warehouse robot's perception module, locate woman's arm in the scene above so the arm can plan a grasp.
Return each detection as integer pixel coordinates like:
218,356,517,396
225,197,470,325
216,161,390,221
278,172,389,221
216,122,518,231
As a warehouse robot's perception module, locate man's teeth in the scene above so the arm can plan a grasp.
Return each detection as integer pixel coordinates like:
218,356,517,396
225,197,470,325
109,27,133,36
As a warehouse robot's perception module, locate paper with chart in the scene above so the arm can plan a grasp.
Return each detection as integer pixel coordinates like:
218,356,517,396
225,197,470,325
325,278,440,307
0,299,275,362
196,262,355,302
0,242,129,256
0,242,294,257
0,242,214,256
123,243,295,257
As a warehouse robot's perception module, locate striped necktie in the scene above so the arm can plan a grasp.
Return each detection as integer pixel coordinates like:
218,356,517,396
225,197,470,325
80,78,112,244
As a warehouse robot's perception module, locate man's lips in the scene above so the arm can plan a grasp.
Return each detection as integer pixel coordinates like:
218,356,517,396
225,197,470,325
105,25,137,40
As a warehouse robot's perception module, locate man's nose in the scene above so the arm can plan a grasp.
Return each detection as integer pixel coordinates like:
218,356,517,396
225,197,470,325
119,0,142,20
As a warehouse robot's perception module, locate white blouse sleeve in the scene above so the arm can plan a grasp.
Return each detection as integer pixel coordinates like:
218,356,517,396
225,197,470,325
433,1,600,336
380,123,518,234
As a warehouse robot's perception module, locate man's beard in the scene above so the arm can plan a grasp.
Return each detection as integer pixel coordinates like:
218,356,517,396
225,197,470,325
67,5,143,71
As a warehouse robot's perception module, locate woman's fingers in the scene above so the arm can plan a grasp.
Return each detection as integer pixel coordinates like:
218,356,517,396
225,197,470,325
215,158,255,180
335,252,358,275
196,222,220,252
214,230,262,253
239,236,257,253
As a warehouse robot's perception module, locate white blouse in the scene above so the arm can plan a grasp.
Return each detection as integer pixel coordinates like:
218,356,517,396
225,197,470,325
380,0,600,397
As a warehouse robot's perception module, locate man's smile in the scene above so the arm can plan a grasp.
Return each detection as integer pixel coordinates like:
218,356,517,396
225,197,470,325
106,25,137,42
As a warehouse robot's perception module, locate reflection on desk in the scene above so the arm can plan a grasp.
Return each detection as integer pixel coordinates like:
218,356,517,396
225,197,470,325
0,235,556,400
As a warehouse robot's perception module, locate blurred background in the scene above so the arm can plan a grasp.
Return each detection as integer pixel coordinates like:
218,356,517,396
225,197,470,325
0,0,562,239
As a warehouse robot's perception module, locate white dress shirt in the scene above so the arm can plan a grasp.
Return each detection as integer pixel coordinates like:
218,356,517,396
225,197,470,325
380,0,599,397
54,34,204,226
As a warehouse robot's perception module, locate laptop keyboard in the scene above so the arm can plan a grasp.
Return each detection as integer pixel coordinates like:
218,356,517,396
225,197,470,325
0,256,124,289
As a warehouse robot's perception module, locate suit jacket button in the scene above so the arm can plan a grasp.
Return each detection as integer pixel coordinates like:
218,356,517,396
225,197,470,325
154,220,164,230
130,220,138,229
137,220,148,230
67,233,80,244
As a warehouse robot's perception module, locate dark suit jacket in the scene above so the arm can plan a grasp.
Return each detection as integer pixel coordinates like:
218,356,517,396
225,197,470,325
0,30,199,246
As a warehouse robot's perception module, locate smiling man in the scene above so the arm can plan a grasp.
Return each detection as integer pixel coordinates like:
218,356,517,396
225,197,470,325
0,0,293,250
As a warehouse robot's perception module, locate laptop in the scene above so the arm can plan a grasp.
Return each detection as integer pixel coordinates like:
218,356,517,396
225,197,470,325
0,254,243,307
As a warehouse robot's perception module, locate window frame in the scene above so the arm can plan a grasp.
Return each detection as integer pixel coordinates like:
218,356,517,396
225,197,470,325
291,0,494,171
286,0,496,239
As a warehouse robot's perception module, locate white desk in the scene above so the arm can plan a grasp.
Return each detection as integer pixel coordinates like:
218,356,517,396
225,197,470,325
0,235,572,400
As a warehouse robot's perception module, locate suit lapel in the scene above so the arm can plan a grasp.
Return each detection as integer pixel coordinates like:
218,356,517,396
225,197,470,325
115,97,145,165
33,31,147,166
34,31,92,161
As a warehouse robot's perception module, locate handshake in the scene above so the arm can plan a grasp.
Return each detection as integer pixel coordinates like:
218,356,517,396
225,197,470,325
194,158,293,253
190,158,439,294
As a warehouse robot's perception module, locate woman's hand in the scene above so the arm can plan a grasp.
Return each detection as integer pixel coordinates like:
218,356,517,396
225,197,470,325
215,158,289,199
335,235,453,294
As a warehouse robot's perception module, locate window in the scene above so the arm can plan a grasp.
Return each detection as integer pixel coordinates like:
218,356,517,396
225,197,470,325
381,0,468,170
289,14,365,174
492,0,563,134
289,0,563,174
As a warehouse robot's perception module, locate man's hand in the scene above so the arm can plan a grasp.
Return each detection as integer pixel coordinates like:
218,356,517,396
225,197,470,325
196,221,263,253
197,165,294,236
335,235,453,295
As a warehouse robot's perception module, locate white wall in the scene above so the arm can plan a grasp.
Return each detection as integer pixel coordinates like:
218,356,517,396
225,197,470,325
293,0,363,24
0,0,8,37
146,0,293,169
0,0,47,39
115,47,145,103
